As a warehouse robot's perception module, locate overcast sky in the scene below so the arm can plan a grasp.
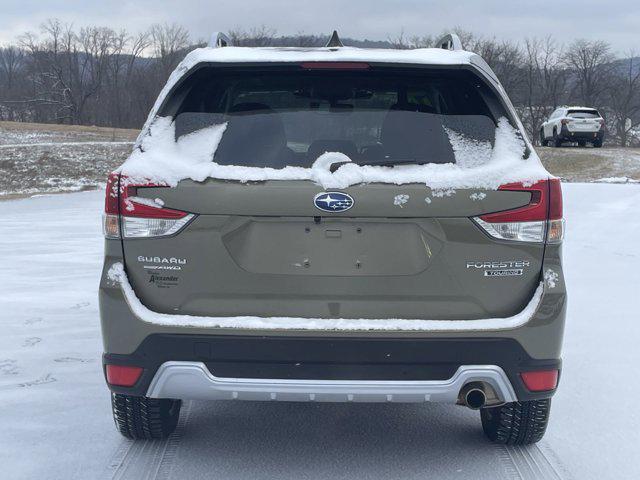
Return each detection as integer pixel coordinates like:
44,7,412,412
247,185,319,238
0,0,637,53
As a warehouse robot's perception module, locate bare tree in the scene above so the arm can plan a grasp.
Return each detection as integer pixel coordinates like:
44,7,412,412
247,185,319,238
292,31,321,47
20,20,121,124
607,53,640,146
522,37,568,143
10,20,158,126
388,29,410,49
16,19,76,122
387,30,433,49
0,45,25,120
409,35,434,49
538,37,568,109
0,45,25,89
103,29,158,128
229,26,276,47
150,23,190,79
493,41,524,100
449,29,524,98
74,26,120,123
564,39,613,106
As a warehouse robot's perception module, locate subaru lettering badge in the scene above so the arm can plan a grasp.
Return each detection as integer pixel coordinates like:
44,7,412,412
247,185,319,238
313,192,354,213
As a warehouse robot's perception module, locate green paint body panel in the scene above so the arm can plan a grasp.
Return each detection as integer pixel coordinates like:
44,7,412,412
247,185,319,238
98,60,566,397
120,182,542,320
99,181,566,362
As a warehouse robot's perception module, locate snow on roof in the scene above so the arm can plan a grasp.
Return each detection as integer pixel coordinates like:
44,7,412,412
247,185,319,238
181,45,476,66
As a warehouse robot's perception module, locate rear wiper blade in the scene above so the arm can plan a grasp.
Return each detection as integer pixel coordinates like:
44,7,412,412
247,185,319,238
329,158,426,172
359,158,428,167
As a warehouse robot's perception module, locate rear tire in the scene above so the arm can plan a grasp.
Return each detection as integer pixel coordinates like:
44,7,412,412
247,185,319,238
111,393,181,440
480,399,551,445
539,129,547,147
553,129,562,147
593,140,603,148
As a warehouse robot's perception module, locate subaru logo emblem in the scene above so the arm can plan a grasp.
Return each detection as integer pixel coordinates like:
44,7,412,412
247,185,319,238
313,192,354,213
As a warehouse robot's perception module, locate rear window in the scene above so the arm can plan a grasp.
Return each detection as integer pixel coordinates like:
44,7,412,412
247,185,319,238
166,67,506,169
567,109,600,119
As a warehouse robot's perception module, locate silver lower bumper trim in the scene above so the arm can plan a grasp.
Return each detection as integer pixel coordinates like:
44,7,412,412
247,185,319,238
146,362,517,404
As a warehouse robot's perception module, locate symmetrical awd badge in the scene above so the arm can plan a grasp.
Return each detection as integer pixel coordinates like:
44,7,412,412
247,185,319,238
313,192,354,212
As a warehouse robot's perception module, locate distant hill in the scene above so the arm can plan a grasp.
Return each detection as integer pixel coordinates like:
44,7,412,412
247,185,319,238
610,56,640,76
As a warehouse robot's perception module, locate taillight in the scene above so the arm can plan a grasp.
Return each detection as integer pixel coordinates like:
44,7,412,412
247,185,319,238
560,118,570,125
599,119,606,129
102,172,121,239
102,173,195,239
473,178,564,243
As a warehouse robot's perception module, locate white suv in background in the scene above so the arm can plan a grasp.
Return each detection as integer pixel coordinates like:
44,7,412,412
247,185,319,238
540,107,605,148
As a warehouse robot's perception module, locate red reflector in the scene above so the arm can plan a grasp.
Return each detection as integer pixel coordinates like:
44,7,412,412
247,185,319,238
480,178,563,223
300,62,370,70
520,370,558,392
106,365,143,387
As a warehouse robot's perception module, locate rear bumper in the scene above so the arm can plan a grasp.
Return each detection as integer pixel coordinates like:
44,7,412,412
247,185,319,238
144,362,518,403
560,125,604,141
103,334,560,402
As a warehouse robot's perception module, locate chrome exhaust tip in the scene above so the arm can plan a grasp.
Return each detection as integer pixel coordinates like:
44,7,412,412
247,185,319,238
460,384,487,410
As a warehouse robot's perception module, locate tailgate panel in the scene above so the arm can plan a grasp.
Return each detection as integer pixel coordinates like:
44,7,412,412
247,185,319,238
223,218,439,276
123,181,544,322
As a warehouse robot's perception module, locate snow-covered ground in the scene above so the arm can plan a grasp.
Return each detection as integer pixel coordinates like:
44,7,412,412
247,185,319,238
0,184,639,479
0,122,136,198
537,146,640,183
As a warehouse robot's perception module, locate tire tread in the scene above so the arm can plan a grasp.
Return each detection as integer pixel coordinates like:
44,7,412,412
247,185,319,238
111,393,181,440
481,399,551,445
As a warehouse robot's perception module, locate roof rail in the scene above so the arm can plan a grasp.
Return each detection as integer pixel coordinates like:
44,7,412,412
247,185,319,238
434,33,463,51
326,30,344,48
208,32,232,48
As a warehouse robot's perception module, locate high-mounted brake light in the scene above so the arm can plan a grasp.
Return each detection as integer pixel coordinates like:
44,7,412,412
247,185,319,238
300,62,370,70
102,173,195,239
473,179,564,243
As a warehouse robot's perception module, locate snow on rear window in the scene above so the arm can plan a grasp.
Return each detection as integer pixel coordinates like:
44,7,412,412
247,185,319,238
567,110,600,119
443,127,492,168
118,116,548,190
